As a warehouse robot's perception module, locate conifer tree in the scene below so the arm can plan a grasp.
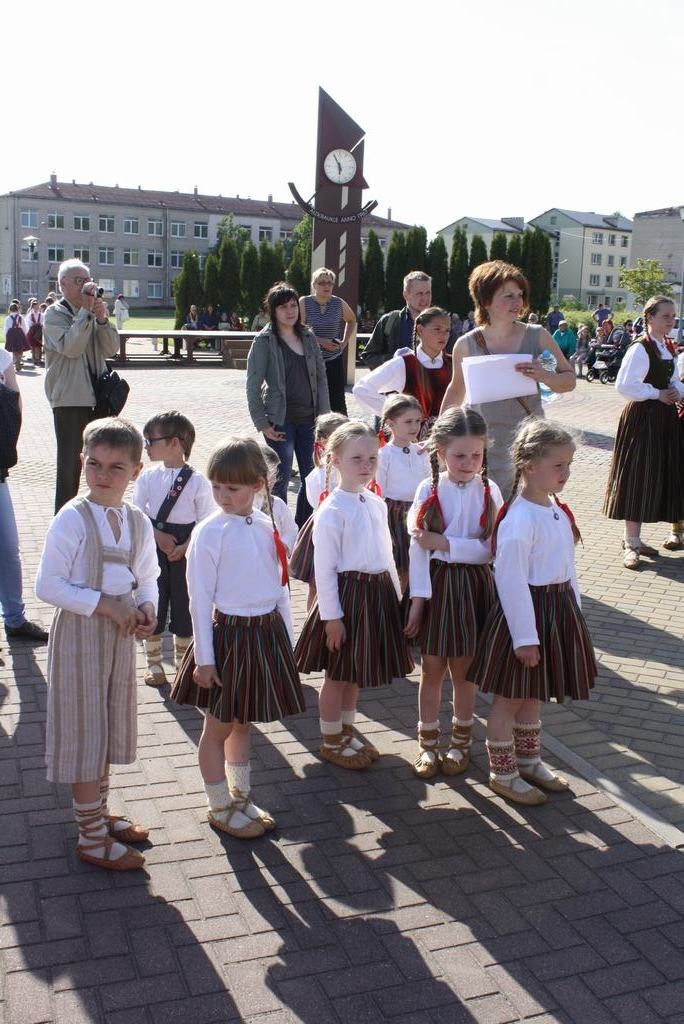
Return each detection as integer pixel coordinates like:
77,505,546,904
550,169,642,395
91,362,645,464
218,236,241,316
202,253,221,312
240,242,261,320
489,232,508,262
448,228,470,316
468,235,488,275
405,225,428,271
385,232,406,310
173,251,203,328
427,235,449,308
507,233,523,269
363,230,385,317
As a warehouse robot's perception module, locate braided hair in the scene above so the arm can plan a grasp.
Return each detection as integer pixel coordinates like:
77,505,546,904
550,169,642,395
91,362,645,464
324,420,379,495
313,412,349,467
412,306,450,352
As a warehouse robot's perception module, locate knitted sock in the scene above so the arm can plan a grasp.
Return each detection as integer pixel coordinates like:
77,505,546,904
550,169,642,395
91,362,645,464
624,534,641,549
145,636,163,670
444,717,473,765
341,710,365,751
513,721,558,785
226,761,271,822
320,718,358,758
486,738,536,796
204,778,252,830
74,799,127,860
174,635,192,669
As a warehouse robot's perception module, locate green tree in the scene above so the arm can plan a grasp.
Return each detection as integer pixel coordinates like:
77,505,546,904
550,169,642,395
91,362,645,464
218,235,241,315
272,241,286,284
527,228,553,316
385,231,406,310
448,228,470,315
215,214,250,257
519,230,533,279
619,259,673,306
173,251,203,328
507,233,523,269
363,230,385,318
489,231,508,262
427,235,449,308
405,225,428,271
287,216,312,296
258,240,278,303
240,242,261,320
468,234,488,275
202,252,220,312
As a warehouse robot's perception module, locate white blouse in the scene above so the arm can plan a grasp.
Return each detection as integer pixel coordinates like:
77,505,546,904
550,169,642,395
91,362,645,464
615,337,684,401
132,464,215,524
494,497,579,650
253,492,298,555
407,473,503,598
352,344,445,416
186,508,293,664
377,442,431,501
312,488,401,620
305,464,340,508
35,499,159,617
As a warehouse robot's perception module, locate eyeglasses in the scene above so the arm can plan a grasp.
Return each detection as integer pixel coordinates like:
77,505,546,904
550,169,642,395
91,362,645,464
144,435,175,448
69,276,92,286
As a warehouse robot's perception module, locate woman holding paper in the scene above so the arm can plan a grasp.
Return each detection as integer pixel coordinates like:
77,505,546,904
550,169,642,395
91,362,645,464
441,261,574,495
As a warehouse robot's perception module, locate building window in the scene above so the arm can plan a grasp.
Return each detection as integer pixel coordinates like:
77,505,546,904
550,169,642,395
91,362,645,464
73,215,90,231
279,229,293,241
48,245,65,263
550,215,557,225
193,222,208,239
170,251,184,269
123,280,139,298
20,209,38,229
591,253,602,265
99,215,115,232
148,219,163,236
21,278,38,294
587,294,597,306
589,274,600,286
98,278,115,295
620,256,627,267
621,235,629,247
99,247,115,265
170,221,185,237
147,250,163,268
47,213,65,229
21,244,39,263
123,218,139,234
258,227,273,242
73,247,90,263
608,233,616,245
607,255,615,267
605,275,614,287
591,231,603,244
123,248,139,266
147,281,163,299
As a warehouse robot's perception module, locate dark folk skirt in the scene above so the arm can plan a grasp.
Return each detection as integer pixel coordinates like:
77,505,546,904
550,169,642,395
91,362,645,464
170,610,305,724
418,561,496,659
385,497,412,573
289,514,315,584
603,399,684,523
467,582,597,702
295,571,414,687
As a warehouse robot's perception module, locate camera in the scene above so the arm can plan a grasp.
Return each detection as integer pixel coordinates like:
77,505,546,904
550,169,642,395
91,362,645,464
97,287,104,298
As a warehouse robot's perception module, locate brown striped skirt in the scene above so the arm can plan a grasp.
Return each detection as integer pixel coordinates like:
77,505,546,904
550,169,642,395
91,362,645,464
170,609,305,724
289,514,315,583
385,497,412,573
603,399,684,523
417,561,496,659
295,570,414,687
467,581,597,702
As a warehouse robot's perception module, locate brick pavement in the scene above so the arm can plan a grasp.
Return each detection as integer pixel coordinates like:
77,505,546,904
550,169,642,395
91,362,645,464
1,363,683,1024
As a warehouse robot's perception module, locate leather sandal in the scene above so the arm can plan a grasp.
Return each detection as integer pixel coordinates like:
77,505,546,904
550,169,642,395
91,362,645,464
207,808,265,839
413,728,441,779
231,792,276,831
144,666,167,687
441,723,472,777
488,776,547,806
519,764,569,792
623,546,640,570
107,815,150,843
77,835,145,871
663,533,684,551
342,724,380,761
320,732,372,770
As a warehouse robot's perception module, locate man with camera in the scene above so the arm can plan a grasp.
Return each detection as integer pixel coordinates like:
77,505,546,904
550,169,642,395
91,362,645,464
43,259,120,511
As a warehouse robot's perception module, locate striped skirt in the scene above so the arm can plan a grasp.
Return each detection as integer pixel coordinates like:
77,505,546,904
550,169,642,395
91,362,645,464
467,582,597,702
289,514,315,584
418,561,496,658
603,399,684,522
295,571,414,687
386,497,412,573
170,610,305,724
46,600,137,783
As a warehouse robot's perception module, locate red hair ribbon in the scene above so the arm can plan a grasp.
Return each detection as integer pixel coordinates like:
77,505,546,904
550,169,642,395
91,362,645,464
273,529,289,586
416,487,443,530
317,489,330,506
377,429,387,448
313,440,326,463
366,478,383,497
490,502,509,557
554,494,583,545
479,481,491,530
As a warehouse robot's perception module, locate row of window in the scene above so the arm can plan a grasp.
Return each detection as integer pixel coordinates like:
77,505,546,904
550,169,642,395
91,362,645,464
590,254,628,267
589,274,617,287
20,277,164,299
591,231,629,247
21,245,201,269
20,209,291,243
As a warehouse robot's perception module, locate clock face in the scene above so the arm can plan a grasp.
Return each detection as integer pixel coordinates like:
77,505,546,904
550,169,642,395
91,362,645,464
323,149,357,185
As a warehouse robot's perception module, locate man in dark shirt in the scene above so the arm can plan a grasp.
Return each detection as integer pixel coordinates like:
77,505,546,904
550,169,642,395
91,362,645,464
362,271,432,369
546,304,563,334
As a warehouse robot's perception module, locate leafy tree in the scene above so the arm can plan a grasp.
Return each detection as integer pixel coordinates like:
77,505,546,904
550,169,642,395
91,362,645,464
385,231,406,310
215,214,250,257
287,215,312,296
619,259,673,306
427,235,449,308
489,232,508,262
363,230,385,318
202,253,221,312
507,233,523,269
173,251,203,328
468,234,488,275
218,235,241,315
448,228,470,316
405,225,428,271
240,242,261,320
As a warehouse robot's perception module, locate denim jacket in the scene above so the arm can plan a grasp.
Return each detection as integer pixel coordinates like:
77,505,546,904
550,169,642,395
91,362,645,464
246,325,331,431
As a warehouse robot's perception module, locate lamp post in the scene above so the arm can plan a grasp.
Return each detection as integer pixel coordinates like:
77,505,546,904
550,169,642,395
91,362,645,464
22,236,39,300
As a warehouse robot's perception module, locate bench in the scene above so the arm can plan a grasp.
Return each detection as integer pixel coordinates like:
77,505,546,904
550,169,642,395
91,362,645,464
115,330,254,366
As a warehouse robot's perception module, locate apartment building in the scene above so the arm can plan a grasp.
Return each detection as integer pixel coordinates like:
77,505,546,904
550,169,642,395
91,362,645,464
437,216,525,255
631,207,684,289
0,175,408,308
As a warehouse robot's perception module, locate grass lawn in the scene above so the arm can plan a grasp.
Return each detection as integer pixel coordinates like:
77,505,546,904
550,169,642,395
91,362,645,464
121,313,176,331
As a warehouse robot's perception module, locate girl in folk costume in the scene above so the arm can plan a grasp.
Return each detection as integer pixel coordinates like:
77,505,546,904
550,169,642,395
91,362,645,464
295,422,414,769
254,446,298,556
602,296,684,567
289,412,348,609
405,408,502,779
171,437,305,838
24,298,44,366
670,346,684,549
468,419,597,806
352,306,452,439
4,301,29,371
376,394,430,593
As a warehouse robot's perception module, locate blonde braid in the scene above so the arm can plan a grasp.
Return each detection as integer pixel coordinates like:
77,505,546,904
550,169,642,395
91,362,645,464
324,450,333,494
423,450,445,532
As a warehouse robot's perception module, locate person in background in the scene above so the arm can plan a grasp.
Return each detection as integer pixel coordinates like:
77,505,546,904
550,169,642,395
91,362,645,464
4,301,29,372
448,312,463,351
24,298,44,367
300,268,357,415
593,302,612,327
552,320,577,359
545,304,563,334
527,313,539,324
251,304,270,332
572,325,592,378
114,294,130,332
362,271,432,369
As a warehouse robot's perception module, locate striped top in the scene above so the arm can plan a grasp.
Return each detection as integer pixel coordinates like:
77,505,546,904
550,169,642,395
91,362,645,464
303,295,343,362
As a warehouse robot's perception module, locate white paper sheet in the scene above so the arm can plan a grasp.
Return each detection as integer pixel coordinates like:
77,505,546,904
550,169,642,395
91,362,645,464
462,353,538,405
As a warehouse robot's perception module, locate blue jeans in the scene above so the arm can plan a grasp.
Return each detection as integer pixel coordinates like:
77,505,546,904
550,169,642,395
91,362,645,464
266,422,315,528
0,480,26,628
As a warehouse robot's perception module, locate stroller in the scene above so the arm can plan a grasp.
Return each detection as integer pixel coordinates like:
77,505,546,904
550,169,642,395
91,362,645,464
586,343,626,384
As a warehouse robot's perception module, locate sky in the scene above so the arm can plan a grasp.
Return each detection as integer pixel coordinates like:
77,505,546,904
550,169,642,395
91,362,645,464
4,0,682,238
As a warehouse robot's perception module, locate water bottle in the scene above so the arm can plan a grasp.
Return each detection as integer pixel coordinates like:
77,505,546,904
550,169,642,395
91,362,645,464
539,348,557,373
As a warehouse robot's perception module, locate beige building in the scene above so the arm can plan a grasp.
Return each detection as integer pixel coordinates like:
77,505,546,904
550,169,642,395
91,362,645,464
437,216,525,255
528,208,633,309
631,206,684,290
0,175,408,308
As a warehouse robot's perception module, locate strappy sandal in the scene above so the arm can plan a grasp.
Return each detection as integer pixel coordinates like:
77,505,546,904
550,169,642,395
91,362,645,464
207,806,265,839
230,792,276,831
77,833,145,871
342,724,380,761
144,666,167,688
106,815,150,844
441,722,472,777
319,732,372,770
413,728,441,779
